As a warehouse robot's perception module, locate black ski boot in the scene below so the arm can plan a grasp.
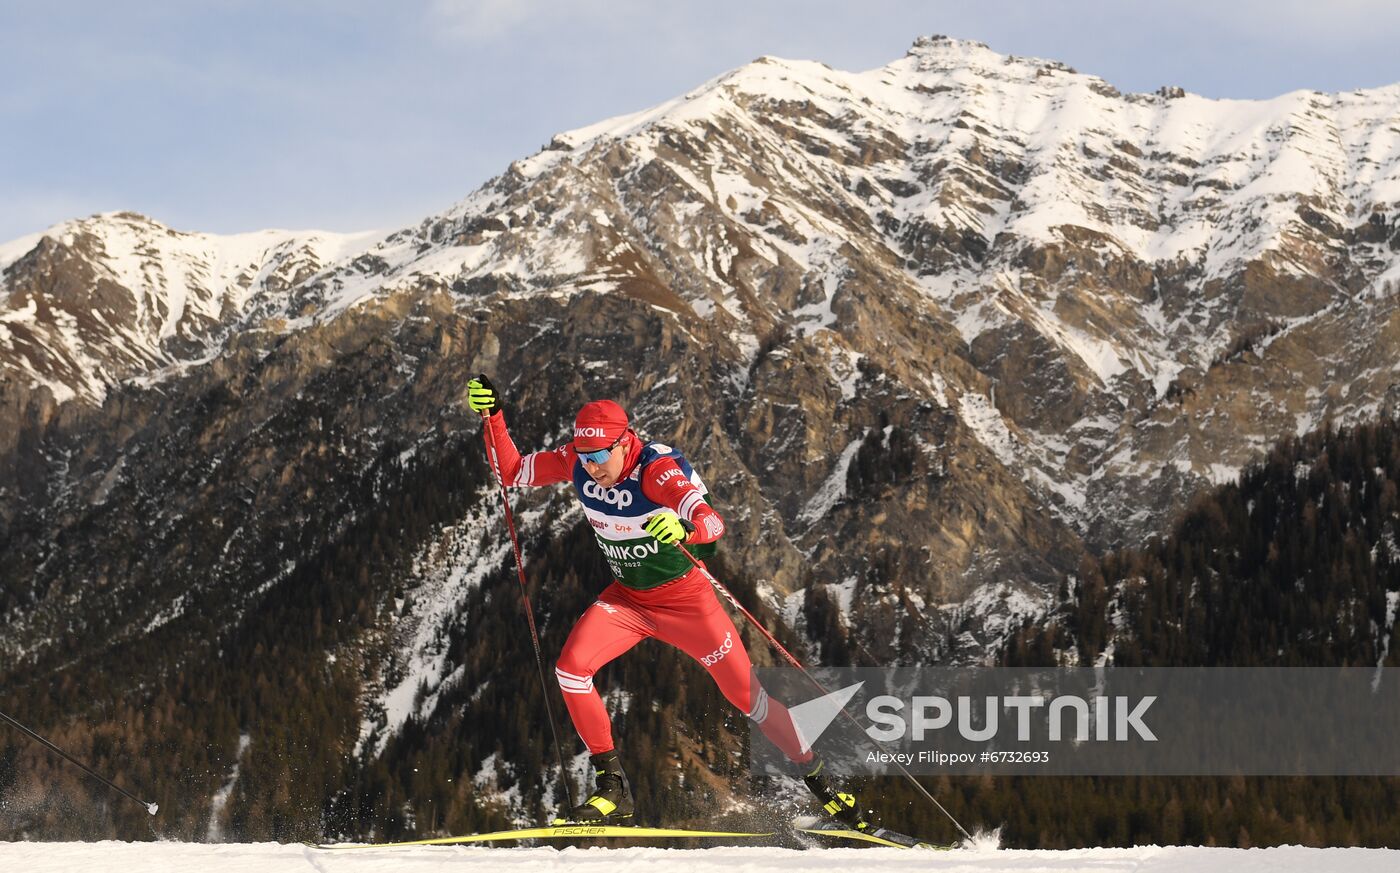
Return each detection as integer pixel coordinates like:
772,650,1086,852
803,758,870,831
556,750,634,824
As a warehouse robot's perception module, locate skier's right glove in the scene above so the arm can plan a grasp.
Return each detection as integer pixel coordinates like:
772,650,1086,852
467,374,499,416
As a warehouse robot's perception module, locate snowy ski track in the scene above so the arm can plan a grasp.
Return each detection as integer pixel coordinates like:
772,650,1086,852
1,842,1397,872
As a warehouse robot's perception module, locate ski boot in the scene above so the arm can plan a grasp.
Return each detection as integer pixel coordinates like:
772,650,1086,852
803,758,871,831
554,749,634,824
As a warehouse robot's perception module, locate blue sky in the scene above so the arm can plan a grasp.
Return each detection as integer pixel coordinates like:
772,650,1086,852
3,1,1399,242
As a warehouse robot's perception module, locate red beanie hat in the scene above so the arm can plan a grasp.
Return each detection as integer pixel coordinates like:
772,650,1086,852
573,400,630,450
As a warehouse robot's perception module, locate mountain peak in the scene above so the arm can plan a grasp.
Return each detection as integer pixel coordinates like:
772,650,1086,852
95,210,165,229
907,33,993,57
896,33,1105,92
0,211,380,405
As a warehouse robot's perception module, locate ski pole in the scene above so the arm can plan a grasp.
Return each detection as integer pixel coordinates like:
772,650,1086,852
0,707,158,816
479,413,578,811
675,544,975,844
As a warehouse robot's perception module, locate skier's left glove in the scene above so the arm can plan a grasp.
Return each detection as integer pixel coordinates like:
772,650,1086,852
643,511,694,544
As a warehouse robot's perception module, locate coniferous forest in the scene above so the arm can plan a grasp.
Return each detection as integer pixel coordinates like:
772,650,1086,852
986,419,1400,848
2,419,1398,847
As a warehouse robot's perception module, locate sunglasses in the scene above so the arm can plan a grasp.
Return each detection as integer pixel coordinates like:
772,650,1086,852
576,435,623,465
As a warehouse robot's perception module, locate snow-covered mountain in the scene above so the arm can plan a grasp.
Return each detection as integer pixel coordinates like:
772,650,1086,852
6,31,1400,661
3,35,1400,840
0,212,379,405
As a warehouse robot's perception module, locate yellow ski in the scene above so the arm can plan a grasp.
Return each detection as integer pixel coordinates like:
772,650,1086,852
796,821,957,850
310,824,772,849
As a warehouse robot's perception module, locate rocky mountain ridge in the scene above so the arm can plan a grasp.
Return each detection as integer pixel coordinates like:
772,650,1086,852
3,35,1400,779
0,213,376,404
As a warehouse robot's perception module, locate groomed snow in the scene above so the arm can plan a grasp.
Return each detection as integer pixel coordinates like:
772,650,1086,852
0,842,1395,873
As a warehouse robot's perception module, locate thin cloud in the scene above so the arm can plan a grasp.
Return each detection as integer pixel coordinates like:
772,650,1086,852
0,190,125,244
428,0,552,42
1197,0,1400,40
426,0,646,43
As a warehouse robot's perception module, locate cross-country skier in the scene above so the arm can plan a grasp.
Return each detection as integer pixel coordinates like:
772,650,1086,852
467,374,868,829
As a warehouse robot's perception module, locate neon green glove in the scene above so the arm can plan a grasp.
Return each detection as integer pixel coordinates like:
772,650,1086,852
467,373,499,415
643,511,693,544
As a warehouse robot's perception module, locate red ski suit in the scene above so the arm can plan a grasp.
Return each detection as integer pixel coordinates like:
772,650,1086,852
483,412,812,763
